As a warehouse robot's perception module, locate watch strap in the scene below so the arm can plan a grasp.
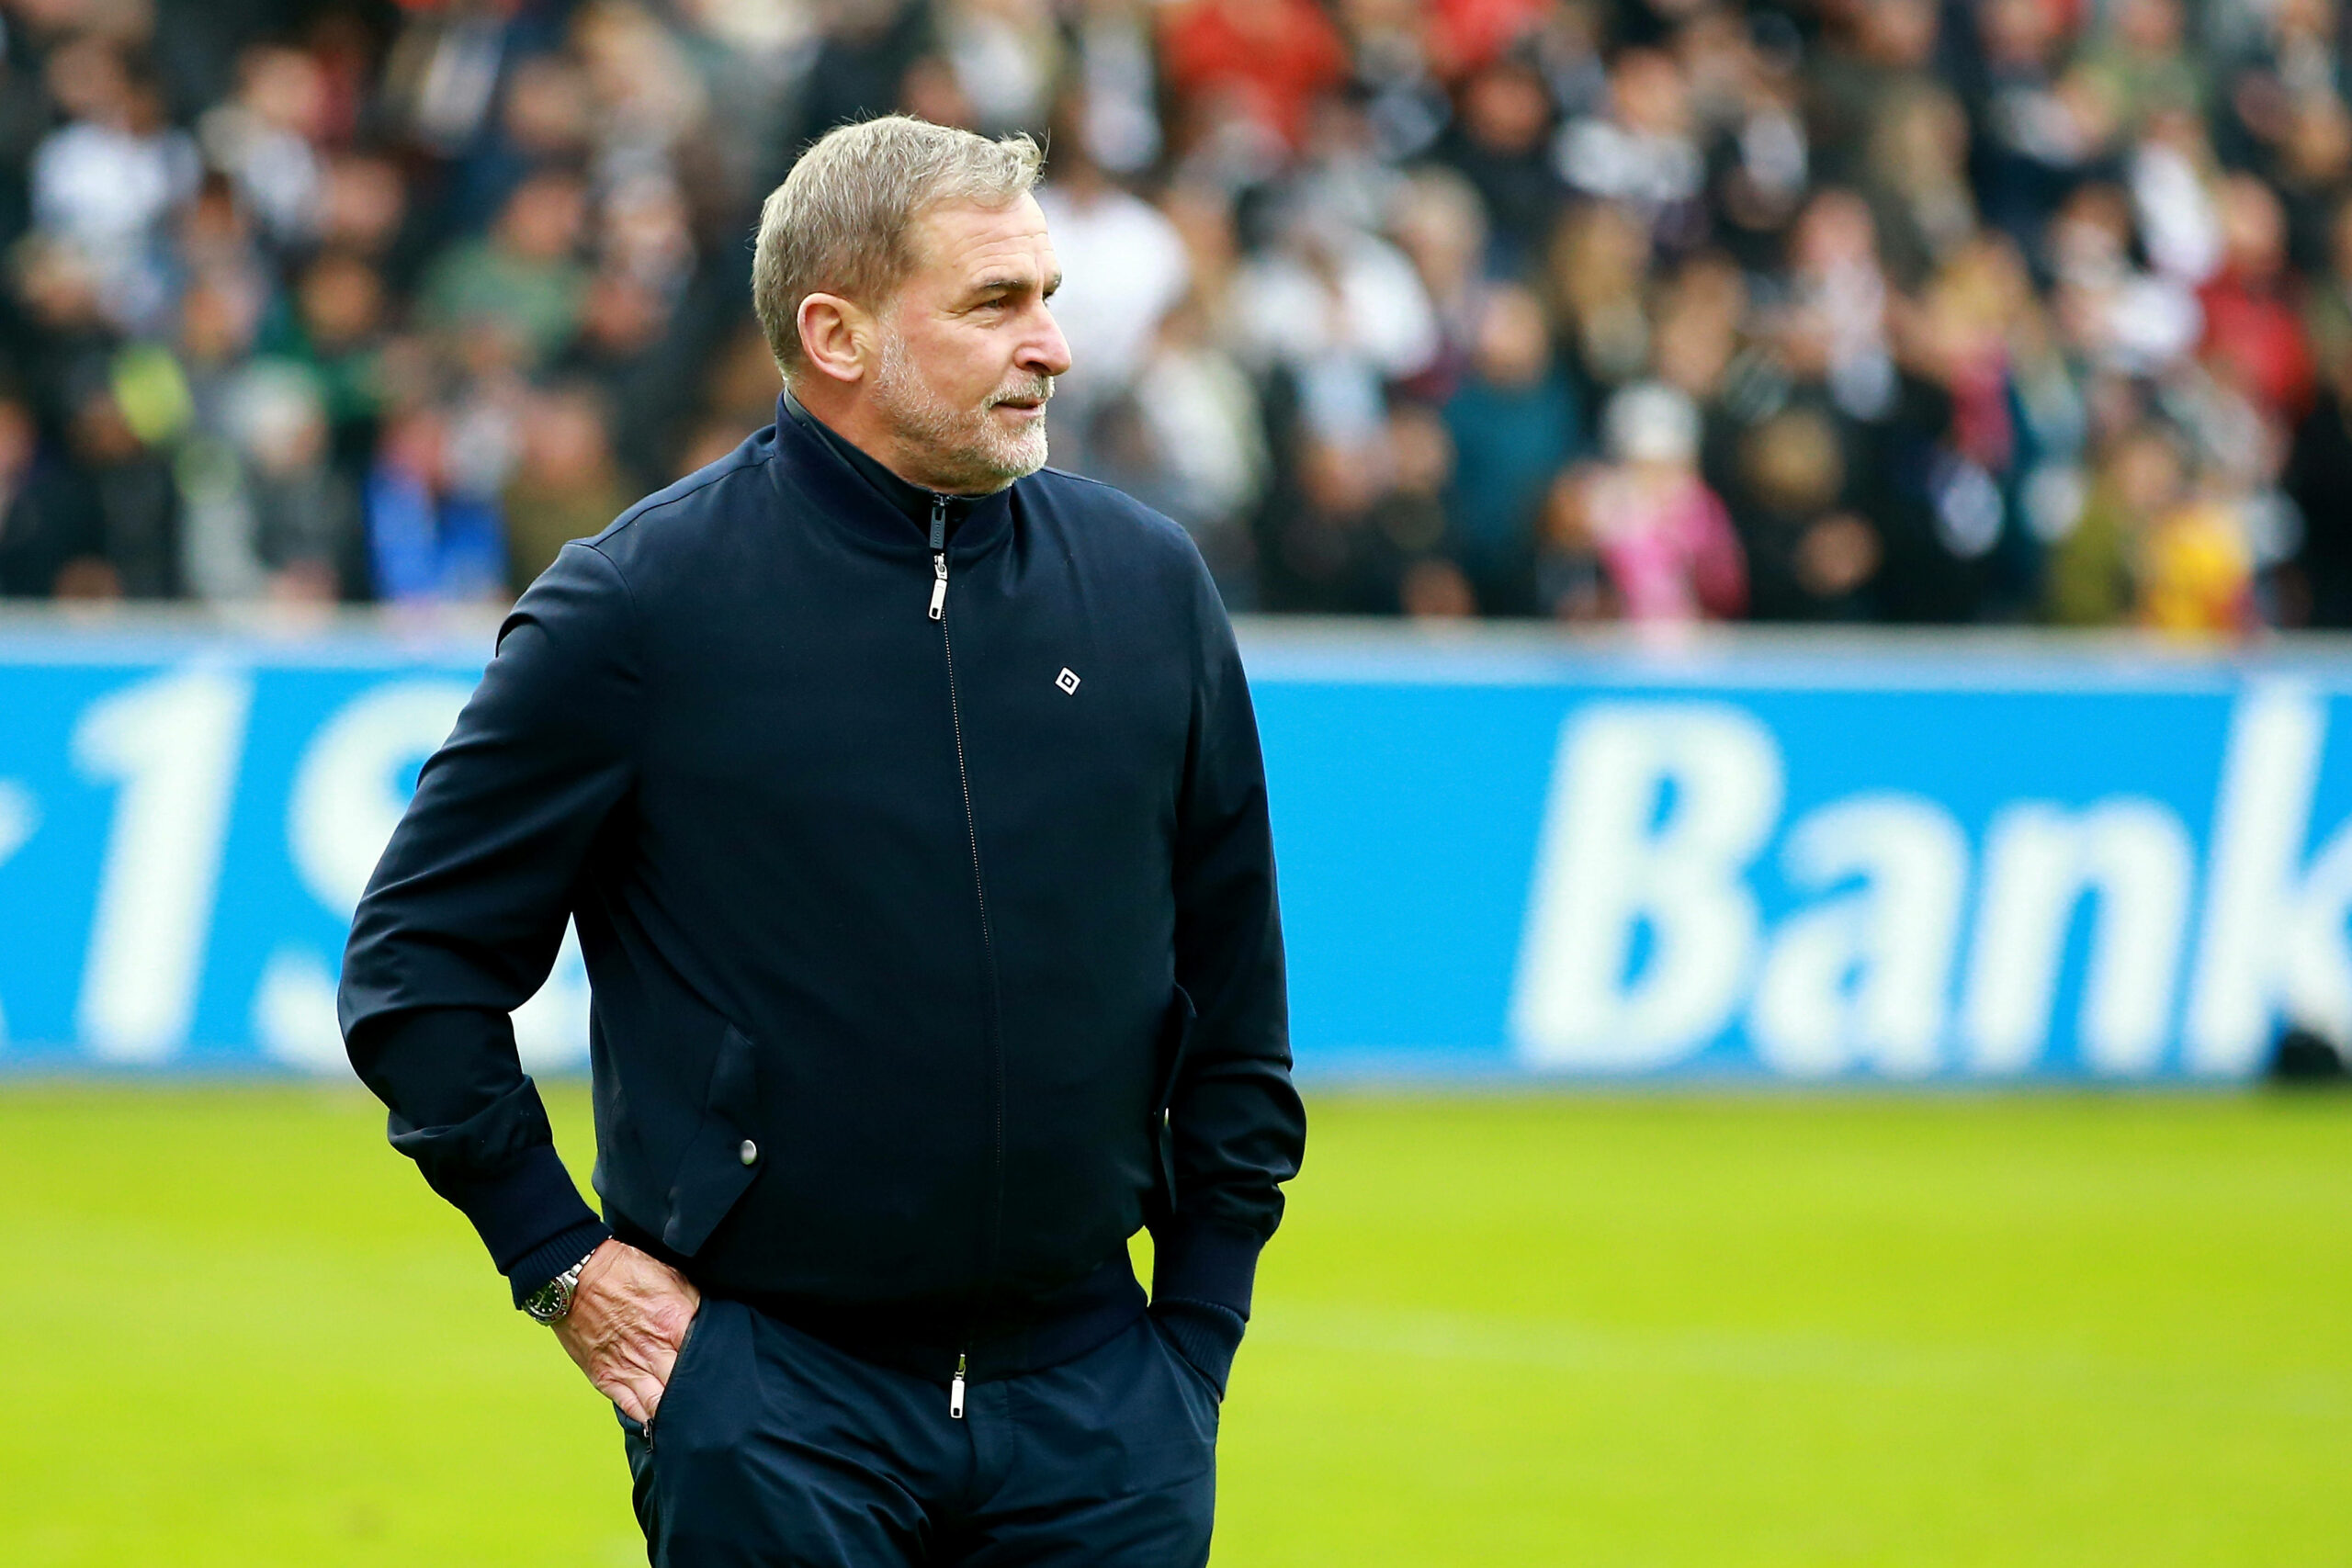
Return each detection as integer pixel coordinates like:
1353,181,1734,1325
521,1245,603,1324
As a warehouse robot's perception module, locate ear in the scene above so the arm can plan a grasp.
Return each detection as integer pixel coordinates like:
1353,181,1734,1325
797,293,874,387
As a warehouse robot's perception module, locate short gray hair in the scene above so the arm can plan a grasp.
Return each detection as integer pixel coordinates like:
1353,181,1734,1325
752,115,1044,379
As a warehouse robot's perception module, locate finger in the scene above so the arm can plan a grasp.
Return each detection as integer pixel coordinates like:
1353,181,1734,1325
628,1369,669,1424
606,1376,651,1426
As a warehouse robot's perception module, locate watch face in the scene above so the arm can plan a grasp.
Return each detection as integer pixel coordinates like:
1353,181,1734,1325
523,1278,571,1322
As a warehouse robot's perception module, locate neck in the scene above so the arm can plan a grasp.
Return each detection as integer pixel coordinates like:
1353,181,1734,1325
786,378,999,497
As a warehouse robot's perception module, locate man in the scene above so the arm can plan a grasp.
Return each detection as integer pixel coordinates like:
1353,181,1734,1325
339,115,1305,1566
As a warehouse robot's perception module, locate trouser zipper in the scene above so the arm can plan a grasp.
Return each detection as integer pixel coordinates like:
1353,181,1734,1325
929,491,1007,1421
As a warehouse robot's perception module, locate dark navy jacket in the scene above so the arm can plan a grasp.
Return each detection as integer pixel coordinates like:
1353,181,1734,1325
339,397,1304,1382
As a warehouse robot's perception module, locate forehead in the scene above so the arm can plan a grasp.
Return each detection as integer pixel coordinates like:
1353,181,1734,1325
905,194,1056,287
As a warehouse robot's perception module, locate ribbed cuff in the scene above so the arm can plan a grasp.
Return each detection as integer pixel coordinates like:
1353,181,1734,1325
503,1217,614,1310
1148,1213,1263,1322
1152,1298,1245,1396
426,1139,604,1288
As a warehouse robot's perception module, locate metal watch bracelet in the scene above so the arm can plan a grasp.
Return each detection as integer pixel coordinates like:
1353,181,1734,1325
520,1246,602,1325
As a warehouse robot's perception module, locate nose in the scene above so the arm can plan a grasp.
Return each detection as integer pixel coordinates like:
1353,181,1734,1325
1022,302,1072,379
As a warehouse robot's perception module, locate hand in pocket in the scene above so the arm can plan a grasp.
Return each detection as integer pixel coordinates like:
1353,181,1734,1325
554,1240,702,1424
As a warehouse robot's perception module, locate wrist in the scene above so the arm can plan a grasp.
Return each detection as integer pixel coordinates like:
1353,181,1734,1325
519,1241,605,1324
1148,1214,1263,1323
510,1218,612,1314
1152,1297,1246,1396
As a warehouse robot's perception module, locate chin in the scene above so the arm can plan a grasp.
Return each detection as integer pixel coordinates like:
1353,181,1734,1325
1003,433,1049,479
970,427,1049,485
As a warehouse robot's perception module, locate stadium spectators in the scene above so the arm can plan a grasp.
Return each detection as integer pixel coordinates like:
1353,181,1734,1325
3,0,2350,639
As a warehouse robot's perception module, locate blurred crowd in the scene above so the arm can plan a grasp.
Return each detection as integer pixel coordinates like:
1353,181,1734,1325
8,0,2352,635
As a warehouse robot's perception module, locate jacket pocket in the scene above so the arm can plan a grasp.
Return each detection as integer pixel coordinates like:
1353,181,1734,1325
1145,986,1196,1225
1150,985,1197,1115
660,1023,763,1257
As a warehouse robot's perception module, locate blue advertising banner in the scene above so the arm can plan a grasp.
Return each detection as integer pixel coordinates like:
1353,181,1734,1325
2,617,2348,1081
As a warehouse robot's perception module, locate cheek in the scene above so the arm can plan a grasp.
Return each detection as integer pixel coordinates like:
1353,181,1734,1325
920,325,1014,401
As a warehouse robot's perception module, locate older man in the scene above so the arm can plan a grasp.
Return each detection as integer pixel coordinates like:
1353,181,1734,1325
338,116,1304,1566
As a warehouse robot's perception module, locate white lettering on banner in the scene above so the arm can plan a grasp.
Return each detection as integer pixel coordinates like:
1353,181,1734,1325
261,679,472,1073
1961,800,2193,1076
0,778,37,1044
287,679,473,917
1510,686,2352,1077
260,677,590,1074
71,667,252,1063
2184,682,2348,1075
514,922,593,1072
1510,704,1781,1069
253,946,346,1074
1748,794,1967,1077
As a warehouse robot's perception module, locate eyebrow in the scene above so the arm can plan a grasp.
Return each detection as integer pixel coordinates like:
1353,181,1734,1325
968,271,1063,299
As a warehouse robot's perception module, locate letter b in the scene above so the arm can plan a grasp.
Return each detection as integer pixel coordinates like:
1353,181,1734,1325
1510,703,1782,1070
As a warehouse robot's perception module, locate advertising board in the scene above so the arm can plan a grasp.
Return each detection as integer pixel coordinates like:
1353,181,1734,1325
2,618,2346,1080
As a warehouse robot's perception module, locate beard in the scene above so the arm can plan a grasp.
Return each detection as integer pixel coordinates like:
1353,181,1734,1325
872,324,1054,493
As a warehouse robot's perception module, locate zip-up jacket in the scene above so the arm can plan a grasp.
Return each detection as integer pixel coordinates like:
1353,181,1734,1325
338,395,1305,1390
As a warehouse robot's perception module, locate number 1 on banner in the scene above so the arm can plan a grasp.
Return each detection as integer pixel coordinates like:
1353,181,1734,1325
70,667,252,1063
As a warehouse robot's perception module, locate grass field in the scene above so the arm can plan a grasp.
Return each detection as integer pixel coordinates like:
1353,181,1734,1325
2,1084,2347,1566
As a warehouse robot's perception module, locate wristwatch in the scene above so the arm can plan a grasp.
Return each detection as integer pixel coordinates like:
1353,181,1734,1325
520,1247,602,1325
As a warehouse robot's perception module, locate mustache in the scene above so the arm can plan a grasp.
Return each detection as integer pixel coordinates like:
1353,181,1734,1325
989,377,1056,407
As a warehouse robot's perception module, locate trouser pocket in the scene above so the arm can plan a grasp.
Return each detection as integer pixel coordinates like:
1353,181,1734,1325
643,1299,713,1453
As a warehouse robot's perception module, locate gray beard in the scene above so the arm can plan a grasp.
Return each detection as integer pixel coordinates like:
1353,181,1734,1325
873,327,1052,494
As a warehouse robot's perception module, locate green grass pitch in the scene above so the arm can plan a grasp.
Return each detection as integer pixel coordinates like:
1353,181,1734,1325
2,1084,2346,1565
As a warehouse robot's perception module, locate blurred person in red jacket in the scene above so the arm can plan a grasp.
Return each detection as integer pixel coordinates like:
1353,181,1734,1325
1159,0,1349,151
2199,172,2317,422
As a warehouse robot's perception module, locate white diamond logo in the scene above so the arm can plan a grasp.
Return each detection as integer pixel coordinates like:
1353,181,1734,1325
1055,668,1080,695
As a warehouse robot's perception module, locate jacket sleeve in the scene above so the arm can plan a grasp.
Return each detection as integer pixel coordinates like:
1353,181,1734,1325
338,542,640,1303
1149,553,1306,1351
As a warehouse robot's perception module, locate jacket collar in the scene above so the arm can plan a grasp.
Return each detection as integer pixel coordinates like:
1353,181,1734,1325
773,390,1014,553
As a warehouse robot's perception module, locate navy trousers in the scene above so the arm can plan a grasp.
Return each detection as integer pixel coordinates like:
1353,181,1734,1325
619,1298,1220,1566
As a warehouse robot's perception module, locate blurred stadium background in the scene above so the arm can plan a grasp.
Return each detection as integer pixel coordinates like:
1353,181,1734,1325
3,0,2351,1562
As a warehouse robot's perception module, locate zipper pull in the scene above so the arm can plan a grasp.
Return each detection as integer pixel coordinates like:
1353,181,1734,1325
949,1351,967,1419
928,494,949,621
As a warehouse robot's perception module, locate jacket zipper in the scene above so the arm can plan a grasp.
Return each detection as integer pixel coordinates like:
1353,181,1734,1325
928,499,948,619
929,491,1008,1419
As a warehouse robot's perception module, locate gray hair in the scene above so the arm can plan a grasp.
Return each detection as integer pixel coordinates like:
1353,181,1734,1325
752,115,1044,380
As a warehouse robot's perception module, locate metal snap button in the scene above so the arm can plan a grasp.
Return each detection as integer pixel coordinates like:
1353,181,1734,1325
738,1139,759,1166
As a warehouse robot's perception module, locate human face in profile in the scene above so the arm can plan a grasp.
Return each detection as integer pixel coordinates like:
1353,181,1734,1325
870,194,1072,494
